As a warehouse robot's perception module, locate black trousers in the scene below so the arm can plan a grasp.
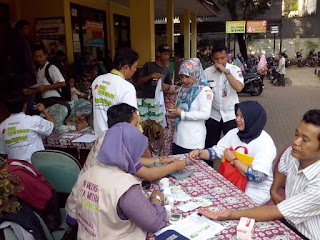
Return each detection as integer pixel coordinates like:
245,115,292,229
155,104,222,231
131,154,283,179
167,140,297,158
172,143,193,155
205,118,237,148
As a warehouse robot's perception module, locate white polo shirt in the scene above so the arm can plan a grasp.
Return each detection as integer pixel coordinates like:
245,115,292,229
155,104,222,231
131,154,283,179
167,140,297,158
277,147,320,240
35,62,65,99
173,86,213,150
204,63,244,122
212,128,276,205
92,73,138,136
0,112,54,163
277,57,286,75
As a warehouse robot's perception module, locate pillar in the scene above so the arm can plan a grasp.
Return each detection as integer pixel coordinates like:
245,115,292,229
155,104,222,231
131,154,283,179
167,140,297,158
130,0,155,66
166,0,174,51
191,12,197,58
183,9,190,60
64,0,74,64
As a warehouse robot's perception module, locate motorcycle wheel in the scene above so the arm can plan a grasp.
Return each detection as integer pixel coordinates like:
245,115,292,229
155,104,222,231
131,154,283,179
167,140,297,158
250,82,263,96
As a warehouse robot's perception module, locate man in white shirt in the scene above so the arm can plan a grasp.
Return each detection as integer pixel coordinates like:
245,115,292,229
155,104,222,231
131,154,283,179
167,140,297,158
23,44,66,102
204,45,244,148
198,109,320,240
0,93,55,163
92,48,139,136
276,52,286,87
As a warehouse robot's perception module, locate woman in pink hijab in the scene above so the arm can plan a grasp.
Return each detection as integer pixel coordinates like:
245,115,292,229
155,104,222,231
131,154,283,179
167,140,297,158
257,54,267,88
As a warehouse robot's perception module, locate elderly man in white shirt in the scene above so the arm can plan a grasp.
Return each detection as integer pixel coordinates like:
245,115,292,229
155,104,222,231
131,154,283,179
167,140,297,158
204,45,244,149
198,109,320,240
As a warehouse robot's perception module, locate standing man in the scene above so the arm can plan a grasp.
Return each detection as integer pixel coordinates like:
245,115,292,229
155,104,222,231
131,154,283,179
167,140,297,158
92,47,139,136
277,52,286,87
204,45,244,148
9,19,37,89
137,44,172,98
198,109,320,240
23,44,66,102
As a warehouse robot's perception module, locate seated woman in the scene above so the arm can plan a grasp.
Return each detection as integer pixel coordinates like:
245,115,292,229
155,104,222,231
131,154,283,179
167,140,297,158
42,99,92,133
82,103,186,182
66,123,167,239
189,101,276,205
168,58,213,154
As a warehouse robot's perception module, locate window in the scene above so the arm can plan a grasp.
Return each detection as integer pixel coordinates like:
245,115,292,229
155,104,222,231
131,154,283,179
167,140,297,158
282,0,317,17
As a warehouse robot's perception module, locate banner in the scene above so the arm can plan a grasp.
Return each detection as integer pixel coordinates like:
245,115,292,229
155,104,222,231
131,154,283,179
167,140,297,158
246,21,267,33
226,21,246,33
86,20,104,47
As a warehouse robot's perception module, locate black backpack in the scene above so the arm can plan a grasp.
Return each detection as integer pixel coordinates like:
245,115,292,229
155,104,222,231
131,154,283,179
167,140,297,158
44,63,71,101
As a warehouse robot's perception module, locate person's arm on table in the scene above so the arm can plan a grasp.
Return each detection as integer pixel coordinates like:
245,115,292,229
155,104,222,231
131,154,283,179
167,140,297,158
139,157,179,167
117,186,166,233
136,160,186,182
199,205,283,222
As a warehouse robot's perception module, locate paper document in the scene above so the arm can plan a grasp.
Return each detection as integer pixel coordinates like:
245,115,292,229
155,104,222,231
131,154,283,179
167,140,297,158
61,133,82,139
155,213,225,239
72,134,98,143
170,186,191,202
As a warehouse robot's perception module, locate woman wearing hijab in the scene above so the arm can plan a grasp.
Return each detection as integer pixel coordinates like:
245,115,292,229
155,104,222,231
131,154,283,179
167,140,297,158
66,123,167,239
168,58,213,154
189,101,276,205
42,99,92,133
257,54,268,87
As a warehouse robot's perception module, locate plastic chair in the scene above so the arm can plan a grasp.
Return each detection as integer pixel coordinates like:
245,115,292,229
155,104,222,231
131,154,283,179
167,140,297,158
265,144,290,206
0,155,6,164
31,150,81,240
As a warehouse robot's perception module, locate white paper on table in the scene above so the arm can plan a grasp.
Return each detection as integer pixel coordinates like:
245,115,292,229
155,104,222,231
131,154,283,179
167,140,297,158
178,201,201,212
170,186,191,202
61,133,82,139
71,134,98,143
155,213,225,239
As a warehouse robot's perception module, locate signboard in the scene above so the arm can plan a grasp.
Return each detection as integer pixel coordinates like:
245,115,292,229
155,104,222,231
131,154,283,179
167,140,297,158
86,20,104,47
271,26,279,34
226,21,246,33
246,20,267,33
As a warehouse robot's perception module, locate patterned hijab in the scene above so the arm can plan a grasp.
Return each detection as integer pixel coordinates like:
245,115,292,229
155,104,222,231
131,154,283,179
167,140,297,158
97,123,148,176
174,58,208,126
235,101,267,144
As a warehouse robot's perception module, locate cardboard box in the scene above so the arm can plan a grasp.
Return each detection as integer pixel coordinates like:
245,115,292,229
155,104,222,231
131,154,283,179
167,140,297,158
237,217,255,240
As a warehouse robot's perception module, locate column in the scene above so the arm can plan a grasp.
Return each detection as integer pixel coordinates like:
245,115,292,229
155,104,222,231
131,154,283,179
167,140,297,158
183,9,190,60
166,0,174,51
64,0,74,64
191,12,197,58
130,0,155,66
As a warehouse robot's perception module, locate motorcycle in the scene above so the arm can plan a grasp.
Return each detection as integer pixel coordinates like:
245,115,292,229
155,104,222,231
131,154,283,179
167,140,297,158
241,72,263,96
306,49,318,67
267,55,278,80
296,49,304,67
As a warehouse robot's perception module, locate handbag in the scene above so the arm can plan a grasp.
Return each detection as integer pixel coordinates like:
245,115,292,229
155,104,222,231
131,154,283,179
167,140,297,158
219,146,253,192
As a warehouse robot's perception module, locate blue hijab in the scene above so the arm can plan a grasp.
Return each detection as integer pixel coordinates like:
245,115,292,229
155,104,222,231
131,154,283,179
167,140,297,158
97,123,148,176
235,101,267,144
174,58,208,126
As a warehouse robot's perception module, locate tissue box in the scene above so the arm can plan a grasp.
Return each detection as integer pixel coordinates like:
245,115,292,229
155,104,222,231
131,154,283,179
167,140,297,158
237,217,255,240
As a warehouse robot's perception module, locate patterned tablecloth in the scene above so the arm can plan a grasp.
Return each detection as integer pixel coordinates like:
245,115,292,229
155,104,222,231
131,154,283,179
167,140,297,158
42,127,95,150
147,154,302,240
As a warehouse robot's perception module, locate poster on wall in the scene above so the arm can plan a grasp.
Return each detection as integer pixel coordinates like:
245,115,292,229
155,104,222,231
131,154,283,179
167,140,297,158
86,20,104,47
246,21,267,33
36,18,66,53
226,21,246,33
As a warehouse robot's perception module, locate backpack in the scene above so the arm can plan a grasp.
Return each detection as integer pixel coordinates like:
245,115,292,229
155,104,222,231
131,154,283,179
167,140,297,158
45,63,71,101
6,159,53,210
6,159,61,232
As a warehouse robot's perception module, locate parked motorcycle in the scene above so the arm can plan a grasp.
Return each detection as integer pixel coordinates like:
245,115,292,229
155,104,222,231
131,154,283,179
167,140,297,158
296,49,304,67
306,49,318,67
241,72,263,96
267,55,278,80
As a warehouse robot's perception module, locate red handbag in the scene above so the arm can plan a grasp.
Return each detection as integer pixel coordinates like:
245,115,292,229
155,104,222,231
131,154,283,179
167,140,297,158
218,146,252,192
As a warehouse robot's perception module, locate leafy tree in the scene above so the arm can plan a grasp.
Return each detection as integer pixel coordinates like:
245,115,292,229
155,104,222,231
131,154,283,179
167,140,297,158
217,0,271,59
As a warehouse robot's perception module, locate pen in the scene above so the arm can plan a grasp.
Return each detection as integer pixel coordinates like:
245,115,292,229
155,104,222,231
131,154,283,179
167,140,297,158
190,225,210,238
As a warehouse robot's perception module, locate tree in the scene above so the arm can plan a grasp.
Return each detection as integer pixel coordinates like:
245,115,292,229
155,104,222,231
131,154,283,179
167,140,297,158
217,0,271,59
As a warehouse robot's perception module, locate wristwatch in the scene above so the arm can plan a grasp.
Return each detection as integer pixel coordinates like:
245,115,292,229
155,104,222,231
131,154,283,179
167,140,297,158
224,69,231,75
151,195,163,205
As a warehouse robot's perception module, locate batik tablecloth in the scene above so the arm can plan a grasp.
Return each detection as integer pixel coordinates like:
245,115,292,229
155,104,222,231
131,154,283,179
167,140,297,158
147,155,303,240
